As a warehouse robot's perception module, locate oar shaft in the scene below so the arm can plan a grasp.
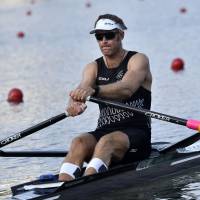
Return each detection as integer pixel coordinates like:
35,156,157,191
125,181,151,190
0,150,68,157
160,132,200,153
88,97,188,126
0,113,68,148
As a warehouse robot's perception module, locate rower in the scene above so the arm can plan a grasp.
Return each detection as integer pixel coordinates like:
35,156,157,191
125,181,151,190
59,13,152,181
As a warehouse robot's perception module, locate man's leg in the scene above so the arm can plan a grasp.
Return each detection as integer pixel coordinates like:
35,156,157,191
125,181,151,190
59,133,97,181
85,131,130,175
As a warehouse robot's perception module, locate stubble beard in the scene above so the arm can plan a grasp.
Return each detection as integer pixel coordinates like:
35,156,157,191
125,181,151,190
100,41,122,58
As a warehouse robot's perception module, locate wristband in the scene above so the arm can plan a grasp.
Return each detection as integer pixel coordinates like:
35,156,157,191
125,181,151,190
93,85,100,97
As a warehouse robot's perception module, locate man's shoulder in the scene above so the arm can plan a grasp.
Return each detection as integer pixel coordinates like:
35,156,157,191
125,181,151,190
129,52,149,63
85,61,98,70
127,52,150,73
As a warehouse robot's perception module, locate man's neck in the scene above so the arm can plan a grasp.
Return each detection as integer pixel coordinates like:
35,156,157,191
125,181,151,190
104,49,127,69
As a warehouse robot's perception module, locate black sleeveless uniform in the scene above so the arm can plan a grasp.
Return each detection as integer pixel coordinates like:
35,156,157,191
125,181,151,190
88,51,151,159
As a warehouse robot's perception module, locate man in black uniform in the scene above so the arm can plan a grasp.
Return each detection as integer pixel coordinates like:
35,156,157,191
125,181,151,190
59,14,152,181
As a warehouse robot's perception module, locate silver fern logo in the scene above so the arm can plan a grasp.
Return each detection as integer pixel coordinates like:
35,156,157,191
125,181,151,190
116,70,124,80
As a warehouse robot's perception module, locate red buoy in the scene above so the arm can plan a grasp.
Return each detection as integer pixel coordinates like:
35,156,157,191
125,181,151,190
26,10,32,16
180,7,187,14
171,58,184,71
30,0,36,4
85,1,91,7
17,31,25,39
7,88,23,104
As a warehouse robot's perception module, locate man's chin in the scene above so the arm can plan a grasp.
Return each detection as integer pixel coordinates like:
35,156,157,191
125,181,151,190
101,50,112,56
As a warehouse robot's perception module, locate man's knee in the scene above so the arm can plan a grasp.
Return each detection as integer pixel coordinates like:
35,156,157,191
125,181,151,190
97,132,129,150
93,136,110,156
95,132,129,160
69,134,96,159
71,136,87,151
97,135,113,149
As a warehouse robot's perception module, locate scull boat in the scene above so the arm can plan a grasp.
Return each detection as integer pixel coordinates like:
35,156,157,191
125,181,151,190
10,137,200,200
1,97,200,200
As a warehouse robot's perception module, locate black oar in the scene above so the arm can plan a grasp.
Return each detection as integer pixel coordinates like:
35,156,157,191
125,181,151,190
0,113,68,148
160,131,200,153
88,97,200,131
0,150,68,157
0,142,168,157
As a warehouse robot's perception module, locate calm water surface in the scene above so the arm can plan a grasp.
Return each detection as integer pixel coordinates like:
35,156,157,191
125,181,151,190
0,0,200,199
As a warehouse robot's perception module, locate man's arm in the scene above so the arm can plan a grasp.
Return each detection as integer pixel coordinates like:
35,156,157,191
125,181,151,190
97,53,152,100
69,62,97,101
66,62,97,116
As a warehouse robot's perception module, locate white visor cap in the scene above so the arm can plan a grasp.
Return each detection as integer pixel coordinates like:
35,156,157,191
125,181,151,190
90,18,126,34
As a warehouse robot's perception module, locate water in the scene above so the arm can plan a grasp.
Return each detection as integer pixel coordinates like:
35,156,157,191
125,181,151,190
0,0,200,199
98,172,200,200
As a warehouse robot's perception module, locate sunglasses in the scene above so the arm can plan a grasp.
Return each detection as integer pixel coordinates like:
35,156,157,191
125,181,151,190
95,31,117,41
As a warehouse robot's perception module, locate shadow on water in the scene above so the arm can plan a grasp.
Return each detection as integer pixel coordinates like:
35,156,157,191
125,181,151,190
95,170,200,200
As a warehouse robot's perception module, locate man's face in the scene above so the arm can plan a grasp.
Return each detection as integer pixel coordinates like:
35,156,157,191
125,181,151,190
95,30,123,56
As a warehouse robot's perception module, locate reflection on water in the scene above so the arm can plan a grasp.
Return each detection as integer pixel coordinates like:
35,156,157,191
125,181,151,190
181,181,200,199
97,171,200,200
1,0,200,199
0,185,11,200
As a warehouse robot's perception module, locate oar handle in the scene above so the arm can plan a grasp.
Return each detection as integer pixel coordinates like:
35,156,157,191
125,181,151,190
0,112,68,148
186,120,200,132
88,96,200,131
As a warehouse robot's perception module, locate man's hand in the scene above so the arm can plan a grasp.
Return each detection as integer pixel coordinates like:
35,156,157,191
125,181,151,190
66,101,87,117
69,87,95,102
